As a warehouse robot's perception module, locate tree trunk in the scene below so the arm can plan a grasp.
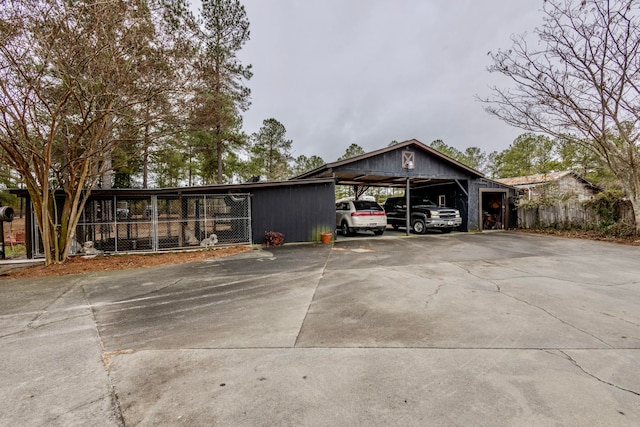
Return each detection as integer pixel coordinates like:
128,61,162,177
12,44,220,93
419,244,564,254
102,156,113,189
216,125,223,184
143,145,149,189
629,196,640,234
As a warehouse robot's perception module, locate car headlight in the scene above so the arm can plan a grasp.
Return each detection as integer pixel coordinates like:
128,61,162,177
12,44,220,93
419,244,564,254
455,211,460,218
430,211,439,218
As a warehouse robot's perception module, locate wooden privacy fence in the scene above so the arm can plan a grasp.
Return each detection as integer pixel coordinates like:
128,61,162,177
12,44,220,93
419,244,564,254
518,201,634,229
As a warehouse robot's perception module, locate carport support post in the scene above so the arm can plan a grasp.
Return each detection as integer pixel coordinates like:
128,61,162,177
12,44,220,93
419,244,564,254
405,177,411,236
0,220,4,259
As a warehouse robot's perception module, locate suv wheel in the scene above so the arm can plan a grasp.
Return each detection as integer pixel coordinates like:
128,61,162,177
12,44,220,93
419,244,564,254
341,221,352,236
412,218,426,234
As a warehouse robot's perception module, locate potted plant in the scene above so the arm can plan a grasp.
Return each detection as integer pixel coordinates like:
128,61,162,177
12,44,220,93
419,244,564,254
264,231,284,246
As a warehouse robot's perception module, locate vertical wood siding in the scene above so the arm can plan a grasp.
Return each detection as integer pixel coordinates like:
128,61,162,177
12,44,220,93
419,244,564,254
250,182,336,244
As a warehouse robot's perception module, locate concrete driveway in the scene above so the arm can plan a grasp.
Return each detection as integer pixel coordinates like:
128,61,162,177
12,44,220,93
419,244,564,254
1,232,639,426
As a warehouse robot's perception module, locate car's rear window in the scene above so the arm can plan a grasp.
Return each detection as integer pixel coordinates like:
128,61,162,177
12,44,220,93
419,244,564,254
353,201,383,211
412,199,436,206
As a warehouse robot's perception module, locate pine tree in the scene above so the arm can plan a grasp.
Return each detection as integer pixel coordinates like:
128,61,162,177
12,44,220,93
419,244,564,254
191,0,252,184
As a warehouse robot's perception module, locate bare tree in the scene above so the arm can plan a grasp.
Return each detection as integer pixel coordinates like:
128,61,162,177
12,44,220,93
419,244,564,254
481,0,640,231
0,0,191,264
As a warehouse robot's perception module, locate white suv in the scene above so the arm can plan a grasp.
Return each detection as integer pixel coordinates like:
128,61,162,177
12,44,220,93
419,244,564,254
336,198,387,236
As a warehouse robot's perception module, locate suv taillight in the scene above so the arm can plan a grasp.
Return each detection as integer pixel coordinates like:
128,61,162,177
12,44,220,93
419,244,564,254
352,211,385,216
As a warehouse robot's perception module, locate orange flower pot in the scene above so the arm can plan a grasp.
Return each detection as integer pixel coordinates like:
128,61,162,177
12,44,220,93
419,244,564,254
321,232,333,244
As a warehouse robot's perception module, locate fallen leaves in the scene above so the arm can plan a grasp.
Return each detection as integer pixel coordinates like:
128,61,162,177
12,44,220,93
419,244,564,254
1,245,253,280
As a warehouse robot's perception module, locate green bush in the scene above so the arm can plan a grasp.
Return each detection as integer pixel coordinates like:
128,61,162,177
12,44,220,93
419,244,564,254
584,190,625,229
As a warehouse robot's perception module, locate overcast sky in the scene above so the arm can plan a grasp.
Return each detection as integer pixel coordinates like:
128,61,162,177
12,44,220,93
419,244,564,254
197,1,546,162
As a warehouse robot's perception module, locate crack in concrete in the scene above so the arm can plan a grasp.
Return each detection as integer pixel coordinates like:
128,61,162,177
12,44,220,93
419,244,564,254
425,284,445,310
455,263,614,349
294,245,333,348
81,285,126,427
594,281,640,288
26,278,85,329
599,311,640,328
458,262,640,338
0,279,89,339
558,351,640,398
356,265,448,311
463,260,639,290
0,311,90,339
47,395,115,424
497,285,613,348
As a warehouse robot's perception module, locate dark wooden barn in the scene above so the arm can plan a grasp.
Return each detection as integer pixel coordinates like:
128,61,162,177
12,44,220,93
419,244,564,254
296,139,516,231
12,139,515,259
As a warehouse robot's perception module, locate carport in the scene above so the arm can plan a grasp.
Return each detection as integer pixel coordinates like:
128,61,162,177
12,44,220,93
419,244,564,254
296,139,516,231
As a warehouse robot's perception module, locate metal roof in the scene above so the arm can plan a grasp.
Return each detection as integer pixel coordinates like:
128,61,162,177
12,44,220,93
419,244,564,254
293,139,485,187
9,178,336,198
495,171,601,191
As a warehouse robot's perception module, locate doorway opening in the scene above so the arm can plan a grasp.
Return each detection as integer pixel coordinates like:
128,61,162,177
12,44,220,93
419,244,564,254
480,190,507,230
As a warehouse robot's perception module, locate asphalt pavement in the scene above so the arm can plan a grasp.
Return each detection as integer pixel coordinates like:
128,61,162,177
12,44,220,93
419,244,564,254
1,231,639,426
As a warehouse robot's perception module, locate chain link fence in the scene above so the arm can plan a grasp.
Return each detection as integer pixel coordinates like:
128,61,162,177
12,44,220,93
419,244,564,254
31,194,251,257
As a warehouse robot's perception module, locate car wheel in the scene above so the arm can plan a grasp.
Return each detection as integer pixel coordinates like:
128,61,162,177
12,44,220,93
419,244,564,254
341,221,352,236
412,218,426,234
374,228,385,236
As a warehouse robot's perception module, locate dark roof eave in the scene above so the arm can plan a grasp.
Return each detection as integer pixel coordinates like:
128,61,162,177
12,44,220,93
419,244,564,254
8,178,336,198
